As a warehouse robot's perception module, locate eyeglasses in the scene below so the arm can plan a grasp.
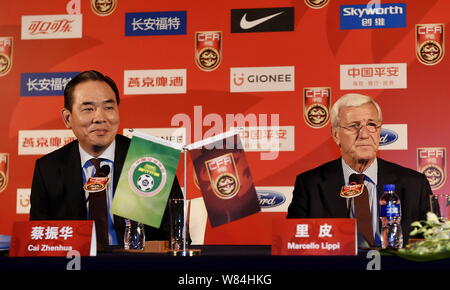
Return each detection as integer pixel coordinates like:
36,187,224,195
339,122,381,133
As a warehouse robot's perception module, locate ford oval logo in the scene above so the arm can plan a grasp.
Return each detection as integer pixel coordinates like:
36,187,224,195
257,190,286,208
379,128,398,146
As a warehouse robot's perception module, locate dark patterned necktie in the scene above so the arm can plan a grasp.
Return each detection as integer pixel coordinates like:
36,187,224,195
88,158,109,248
350,173,374,246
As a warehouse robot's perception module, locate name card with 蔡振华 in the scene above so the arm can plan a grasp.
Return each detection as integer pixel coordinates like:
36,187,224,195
9,220,96,257
272,218,357,256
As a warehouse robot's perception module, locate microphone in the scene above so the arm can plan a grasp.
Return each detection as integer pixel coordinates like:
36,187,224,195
97,164,110,177
349,173,359,184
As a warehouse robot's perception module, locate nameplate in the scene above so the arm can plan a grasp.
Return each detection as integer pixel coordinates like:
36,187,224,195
9,221,96,257
272,218,357,256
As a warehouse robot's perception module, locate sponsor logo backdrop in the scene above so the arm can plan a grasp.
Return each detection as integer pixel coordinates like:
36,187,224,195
0,0,449,245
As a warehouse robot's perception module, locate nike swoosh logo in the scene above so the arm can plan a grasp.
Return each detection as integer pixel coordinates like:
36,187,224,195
240,11,285,30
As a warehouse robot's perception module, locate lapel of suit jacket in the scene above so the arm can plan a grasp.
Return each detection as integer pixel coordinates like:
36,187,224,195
319,158,348,217
62,141,86,219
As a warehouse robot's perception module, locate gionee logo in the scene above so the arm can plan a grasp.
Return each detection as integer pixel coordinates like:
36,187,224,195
233,73,245,86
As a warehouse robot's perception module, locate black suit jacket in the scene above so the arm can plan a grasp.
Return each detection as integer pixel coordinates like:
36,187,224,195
287,158,432,243
30,134,183,244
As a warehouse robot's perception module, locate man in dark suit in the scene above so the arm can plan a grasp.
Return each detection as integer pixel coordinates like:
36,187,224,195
30,70,182,247
287,93,432,247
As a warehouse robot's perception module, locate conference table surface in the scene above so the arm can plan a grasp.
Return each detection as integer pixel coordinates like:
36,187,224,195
1,244,449,271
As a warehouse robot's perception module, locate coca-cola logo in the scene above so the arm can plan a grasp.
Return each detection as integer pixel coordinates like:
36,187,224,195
257,190,285,208
379,128,398,146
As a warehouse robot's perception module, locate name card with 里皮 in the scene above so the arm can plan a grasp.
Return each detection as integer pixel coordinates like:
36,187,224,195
272,218,357,256
9,221,96,257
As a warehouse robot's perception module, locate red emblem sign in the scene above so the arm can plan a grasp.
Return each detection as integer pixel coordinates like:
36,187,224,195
0,153,8,193
205,153,240,199
416,24,445,65
0,37,13,77
83,177,109,192
9,221,96,257
418,147,446,190
272,218,357,256
303,87,331,128
91,0,117,16
195,31,222,71
304,0,329,9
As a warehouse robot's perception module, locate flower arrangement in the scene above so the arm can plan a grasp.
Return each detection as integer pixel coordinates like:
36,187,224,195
396,212,450,261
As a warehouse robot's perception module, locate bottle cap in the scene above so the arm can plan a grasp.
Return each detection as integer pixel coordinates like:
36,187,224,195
383,184,395,191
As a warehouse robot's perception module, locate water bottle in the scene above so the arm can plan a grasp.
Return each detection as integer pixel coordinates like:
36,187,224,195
124,219,145,250
379,184,403,248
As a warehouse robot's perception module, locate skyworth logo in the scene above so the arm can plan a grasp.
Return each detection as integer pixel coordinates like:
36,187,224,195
340,3,406,29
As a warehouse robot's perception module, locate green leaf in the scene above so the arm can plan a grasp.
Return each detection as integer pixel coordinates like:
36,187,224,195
394,249,450,262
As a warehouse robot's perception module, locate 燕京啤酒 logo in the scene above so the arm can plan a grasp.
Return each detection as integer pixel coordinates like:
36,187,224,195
416,24,445,65
417,147,446,190
91,0,117,16
205,153,240,199
195,31,222,71
304,87,330,128
0,37,13,77
128,157,167,197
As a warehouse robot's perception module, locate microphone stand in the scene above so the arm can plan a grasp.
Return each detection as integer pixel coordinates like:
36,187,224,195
168,147,201,256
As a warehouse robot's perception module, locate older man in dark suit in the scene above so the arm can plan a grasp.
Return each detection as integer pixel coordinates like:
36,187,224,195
30,70,181,248
287,93,432,248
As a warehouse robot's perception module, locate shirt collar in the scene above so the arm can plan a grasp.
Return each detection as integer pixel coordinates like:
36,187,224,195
79,140,116,167
342,157,378,185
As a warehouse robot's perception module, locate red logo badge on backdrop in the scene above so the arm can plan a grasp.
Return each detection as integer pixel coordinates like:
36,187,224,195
205,153,240,199
9,221,96,257
195,31,222,71
416,24,445,65
304,0,329,9
272,218,357,256
0,153,8,193
0,37,13,77
91,0,117,16
418,147,446,190
303,87,331,128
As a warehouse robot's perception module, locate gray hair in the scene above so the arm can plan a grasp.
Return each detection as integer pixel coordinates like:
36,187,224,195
330,93,382,128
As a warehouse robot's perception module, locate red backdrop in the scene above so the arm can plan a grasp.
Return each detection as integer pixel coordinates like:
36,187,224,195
0,0,449,244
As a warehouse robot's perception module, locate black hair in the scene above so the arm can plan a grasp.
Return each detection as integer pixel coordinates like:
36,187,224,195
63,70,120,111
